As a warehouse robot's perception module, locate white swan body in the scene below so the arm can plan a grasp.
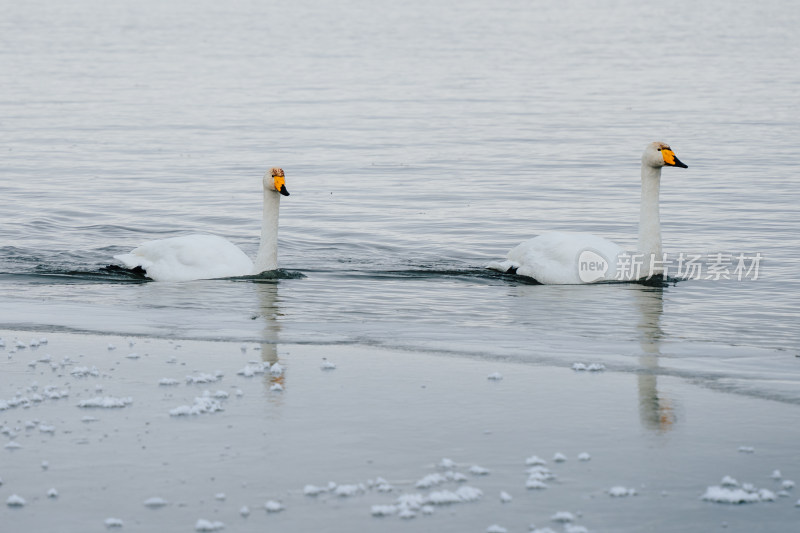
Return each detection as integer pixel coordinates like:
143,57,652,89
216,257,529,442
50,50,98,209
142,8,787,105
492,231,625,284
114,168,289,282
488,143,687,284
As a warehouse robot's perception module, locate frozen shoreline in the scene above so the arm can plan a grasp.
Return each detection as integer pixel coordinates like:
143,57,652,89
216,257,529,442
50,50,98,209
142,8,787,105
1,329,798,532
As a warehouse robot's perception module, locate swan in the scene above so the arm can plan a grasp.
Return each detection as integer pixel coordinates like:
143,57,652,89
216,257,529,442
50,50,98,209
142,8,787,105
114,167,289,281
487,142,687,284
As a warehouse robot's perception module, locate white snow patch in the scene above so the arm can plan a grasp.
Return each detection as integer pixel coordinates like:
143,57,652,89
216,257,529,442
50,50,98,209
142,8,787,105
169,392,223,416
572,362,605,371
372,477,394,492
371,504,397,516
144,497,168,508
439,457,456,469
526,479,548,490
454,486,482,502
551,511,575,523
758,488,777,501
526,466,555,480
397,493,426,509
303,484,328,496
44,387,69,399
335,483,366,497
70,366,100,378
185,372,223,384
608,486,637,497
469,465,490,476
264,500,284,512
7,494,26,507
78,396,132,408
195,519,225,531
236,363,268,377
416,473,447,489
701,486,761,504
426,486,483,505
525,455,547,466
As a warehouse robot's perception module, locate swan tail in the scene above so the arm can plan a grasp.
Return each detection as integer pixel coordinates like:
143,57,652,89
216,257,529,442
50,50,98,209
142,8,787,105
486,260,519,274
114,253,153,271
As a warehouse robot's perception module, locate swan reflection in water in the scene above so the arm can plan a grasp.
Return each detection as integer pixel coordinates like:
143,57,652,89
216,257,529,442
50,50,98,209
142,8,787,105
254,280,285,401
633,284,676,432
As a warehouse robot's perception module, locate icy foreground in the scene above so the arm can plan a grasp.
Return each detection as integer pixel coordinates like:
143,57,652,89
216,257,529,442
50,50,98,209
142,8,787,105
0,330,798,532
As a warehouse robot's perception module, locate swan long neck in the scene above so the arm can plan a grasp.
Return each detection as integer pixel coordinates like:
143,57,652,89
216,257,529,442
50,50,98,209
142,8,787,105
637,163,663,272
253,190,280,274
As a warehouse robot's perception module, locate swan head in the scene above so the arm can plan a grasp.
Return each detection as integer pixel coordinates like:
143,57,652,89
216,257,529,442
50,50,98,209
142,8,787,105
265,167,290,196
643,142,688,169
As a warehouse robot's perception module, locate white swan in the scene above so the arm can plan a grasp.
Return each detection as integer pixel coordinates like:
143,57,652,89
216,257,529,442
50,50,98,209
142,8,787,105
487,142,687,284
114,168,289,281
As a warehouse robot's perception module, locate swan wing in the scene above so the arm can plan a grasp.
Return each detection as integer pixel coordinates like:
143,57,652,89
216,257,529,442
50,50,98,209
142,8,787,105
114,234,254,282
493,231,624,284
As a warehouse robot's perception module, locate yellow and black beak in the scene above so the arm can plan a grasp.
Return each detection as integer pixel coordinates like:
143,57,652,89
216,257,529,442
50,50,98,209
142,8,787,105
273,175,290,196
662,149,688,168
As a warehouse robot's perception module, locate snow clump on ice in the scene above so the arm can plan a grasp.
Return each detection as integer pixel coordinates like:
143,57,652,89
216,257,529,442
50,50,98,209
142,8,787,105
169,391,224,416
195,519,225,531
608,486,637,497
77,396,132,408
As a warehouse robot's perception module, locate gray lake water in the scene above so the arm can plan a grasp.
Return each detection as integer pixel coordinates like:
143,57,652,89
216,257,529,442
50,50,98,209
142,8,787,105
2,0,799,400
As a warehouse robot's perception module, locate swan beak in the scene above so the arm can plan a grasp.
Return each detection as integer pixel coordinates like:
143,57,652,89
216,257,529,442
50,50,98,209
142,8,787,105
662,149,688,168
273,175,290,196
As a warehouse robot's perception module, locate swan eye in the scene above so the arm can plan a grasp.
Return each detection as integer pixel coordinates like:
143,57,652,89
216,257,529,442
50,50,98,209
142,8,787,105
657,148,662,151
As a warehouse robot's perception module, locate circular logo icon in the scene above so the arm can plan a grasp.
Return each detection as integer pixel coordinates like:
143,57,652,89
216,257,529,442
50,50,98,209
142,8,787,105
578,249,609,283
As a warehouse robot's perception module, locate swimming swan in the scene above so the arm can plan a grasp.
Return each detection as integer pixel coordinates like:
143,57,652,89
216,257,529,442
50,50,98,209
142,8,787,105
114,168,289,281
487,142,687,284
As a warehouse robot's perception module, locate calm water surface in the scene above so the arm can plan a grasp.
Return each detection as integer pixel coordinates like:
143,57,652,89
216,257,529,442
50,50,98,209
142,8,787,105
2,0,799,398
